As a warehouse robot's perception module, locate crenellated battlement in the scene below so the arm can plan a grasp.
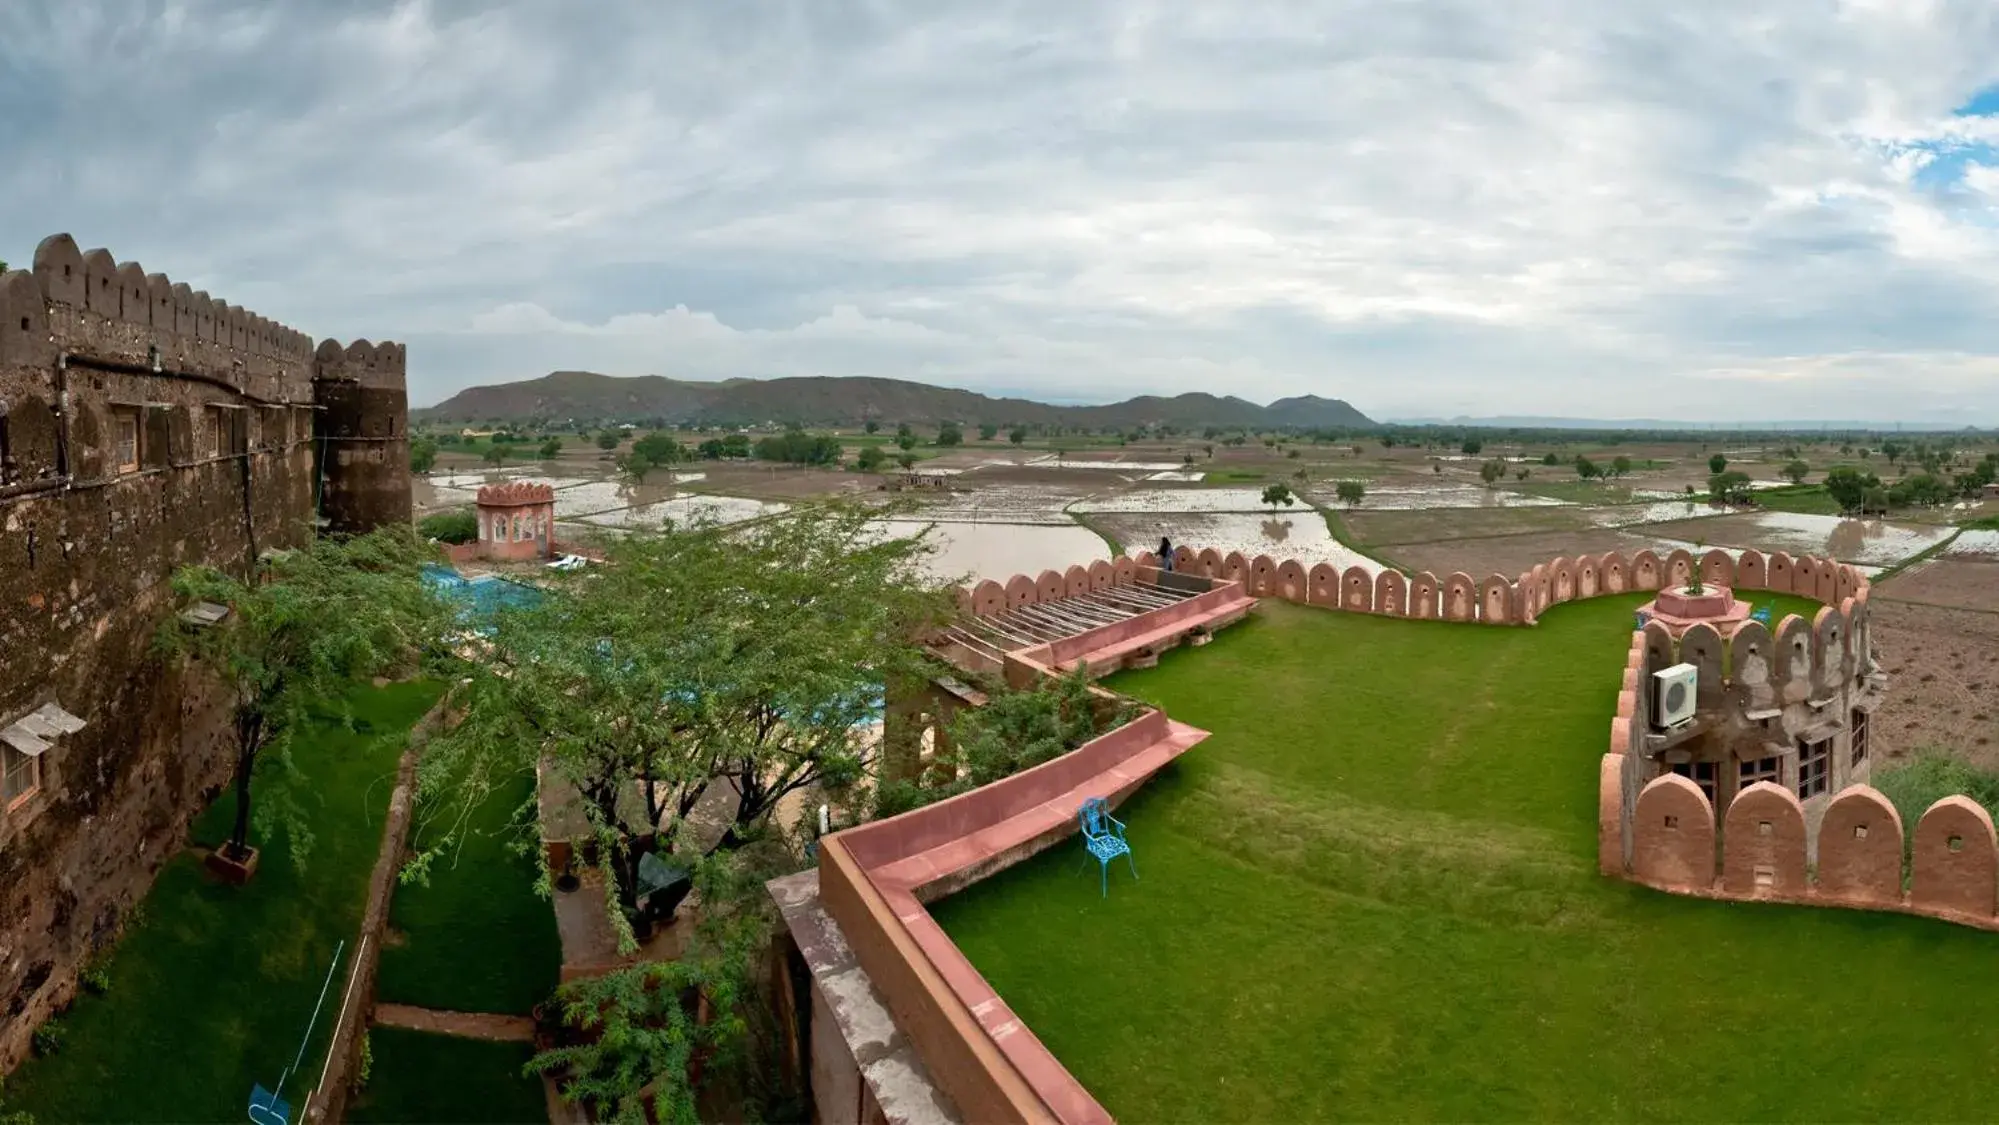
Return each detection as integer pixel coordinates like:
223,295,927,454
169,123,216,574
0,232,412,1070
21,233,318,404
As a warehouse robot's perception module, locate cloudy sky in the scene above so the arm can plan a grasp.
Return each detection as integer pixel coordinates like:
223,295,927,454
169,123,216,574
5,1,1999,423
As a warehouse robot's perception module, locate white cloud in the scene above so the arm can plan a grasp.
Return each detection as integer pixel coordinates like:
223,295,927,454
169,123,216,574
3,0,1999,421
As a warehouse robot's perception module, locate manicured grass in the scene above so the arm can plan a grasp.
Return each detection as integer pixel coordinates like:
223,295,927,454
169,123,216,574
346,1028,545,1124
933,597,1999,1122
376,769,561,1015
9,680,445,1123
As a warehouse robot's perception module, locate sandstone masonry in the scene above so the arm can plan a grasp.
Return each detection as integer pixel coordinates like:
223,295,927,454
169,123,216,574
0,233,410,1072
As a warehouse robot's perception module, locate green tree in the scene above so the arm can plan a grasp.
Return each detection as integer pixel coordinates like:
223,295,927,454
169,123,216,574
409,436,438,474
753,430,843,466
1782,459,1810,485
1480,460,1505,486
1823,466,1875,513
418,506,948,932
1612,455,1633,478
1260,483,1295,510
864,419,880,435
418,509,479,544
856,445,886,472
1009,426,1027,445
1335,479,1366,508
617,449,656,483
539,436,563,460
596,430,621,451
1708,453,1728,475
1514,467,1531,481
1541,451,1561,466
722,433,751,458
1461,439,1483,456
484,443,511,467
978,422,999,441
896,432,918,452
936,422,963,447
157,528,447,864
632,432,685,469
697,438,725,460
1708,470,1753,504
1575,456,1600,481
1882,440,1905,467
896,451,918,471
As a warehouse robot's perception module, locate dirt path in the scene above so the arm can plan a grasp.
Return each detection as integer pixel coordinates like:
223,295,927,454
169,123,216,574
373,1001,535,1042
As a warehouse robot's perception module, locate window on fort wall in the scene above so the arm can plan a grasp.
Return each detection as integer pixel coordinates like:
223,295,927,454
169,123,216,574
206,406,225,458
1851,710,1869,766
1797,738,1831,799
1670,760,1719,805
1739,756,1780,792
2,744,39,808
112,406,140,474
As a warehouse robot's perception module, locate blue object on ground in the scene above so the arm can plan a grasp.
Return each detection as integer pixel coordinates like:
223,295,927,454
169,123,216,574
247,1086,289,1125
1078,796,1137,898
1752,604,1773,624
247,940,344,1125
423,564,543,618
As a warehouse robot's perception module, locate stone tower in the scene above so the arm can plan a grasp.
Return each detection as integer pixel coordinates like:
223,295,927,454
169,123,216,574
313,337,411,533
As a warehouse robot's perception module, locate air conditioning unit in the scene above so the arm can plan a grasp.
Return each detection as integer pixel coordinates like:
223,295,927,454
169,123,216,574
1653,663,1698,729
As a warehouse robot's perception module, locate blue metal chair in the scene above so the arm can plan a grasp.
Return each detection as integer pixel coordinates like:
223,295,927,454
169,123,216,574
1751,604,1773,625
1078,797,1136,897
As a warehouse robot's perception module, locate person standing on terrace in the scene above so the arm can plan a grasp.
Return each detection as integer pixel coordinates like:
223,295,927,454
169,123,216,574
1159,536,1174,572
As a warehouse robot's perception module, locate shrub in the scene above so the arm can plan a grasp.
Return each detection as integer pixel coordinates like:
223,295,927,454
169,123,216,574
32,1020,64,1058
419,509,480,545
80,965,111,996
352,1031,373,1093
1874,752,1999,849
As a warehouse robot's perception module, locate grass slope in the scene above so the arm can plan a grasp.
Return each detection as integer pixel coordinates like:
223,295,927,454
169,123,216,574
376,769,561,1015
933,597,1999,1122
10,680,444,1123
346,1028,545,1124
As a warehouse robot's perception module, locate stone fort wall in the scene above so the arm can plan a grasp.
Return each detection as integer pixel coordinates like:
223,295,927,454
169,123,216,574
0,233,408,1071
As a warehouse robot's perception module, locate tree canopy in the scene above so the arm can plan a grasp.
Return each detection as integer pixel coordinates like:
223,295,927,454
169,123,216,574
157,528,449,860
417,503,951,945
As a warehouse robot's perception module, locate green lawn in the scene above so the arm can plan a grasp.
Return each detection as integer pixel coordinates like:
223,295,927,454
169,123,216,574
346,1028,545,1124
932,596,1999,1122
376,769,561,1015
9,680,445,1123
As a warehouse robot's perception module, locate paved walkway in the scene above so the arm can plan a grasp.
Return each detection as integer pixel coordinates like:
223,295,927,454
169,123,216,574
373,1001,534,1042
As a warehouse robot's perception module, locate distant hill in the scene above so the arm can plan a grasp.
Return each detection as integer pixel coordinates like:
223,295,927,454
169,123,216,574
417,372,1375,430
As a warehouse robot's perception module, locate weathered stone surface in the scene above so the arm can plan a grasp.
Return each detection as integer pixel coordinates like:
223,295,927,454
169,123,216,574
0,233,408,1071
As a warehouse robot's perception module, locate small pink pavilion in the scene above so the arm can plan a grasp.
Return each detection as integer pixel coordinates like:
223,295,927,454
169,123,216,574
473,481,556,561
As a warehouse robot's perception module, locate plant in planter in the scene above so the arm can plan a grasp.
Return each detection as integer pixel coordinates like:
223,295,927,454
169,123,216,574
1686,539,1707,595
157,527,452,879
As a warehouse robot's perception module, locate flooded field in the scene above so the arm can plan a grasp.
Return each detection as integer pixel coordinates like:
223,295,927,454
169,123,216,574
575,495,786,529
1315,483,1571,510
1023,456,1188,472
872,519,1109,583
1095,511,1382,575
1945,530,1999,560
1643,512,1956,567
411,481,481,512
1585,501,1729,528
1144,470,1207,482
914,484,1091,525
1071,488,1290,514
